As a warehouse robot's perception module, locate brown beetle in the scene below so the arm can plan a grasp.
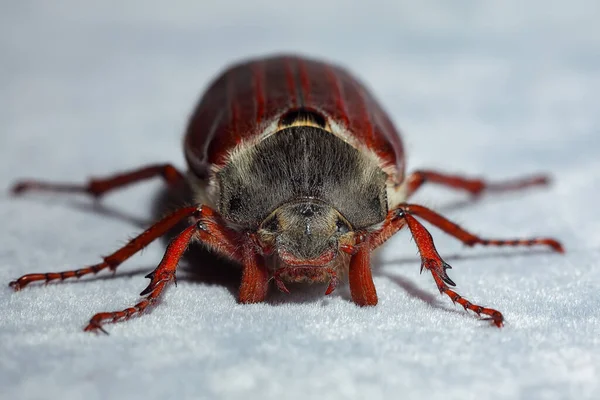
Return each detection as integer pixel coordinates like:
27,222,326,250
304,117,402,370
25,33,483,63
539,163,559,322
10,55,564,332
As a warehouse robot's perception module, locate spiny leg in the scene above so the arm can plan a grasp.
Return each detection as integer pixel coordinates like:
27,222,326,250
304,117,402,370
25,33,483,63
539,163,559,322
366,203,563,326
368,204,563,253
401,203,564,253
404,169,549,200
11,163,184,197
9,206,199,290
84,224,197,333
398,209,504,327
84,207,245,333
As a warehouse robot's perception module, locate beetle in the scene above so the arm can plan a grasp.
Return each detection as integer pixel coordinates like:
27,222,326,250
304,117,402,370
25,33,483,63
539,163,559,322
9,55,564,333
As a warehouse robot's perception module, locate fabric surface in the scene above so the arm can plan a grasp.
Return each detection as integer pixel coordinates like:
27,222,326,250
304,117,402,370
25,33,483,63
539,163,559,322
1,1,598,399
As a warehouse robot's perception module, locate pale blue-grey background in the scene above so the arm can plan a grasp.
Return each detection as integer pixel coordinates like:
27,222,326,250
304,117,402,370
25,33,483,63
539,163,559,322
1,1,599,399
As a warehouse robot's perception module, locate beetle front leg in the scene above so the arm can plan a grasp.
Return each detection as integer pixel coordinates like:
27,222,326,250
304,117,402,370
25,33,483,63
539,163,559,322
398,209,504,327
84,206,245,333
11,163,185,198
369,206,504,326
84,224,198,333
369,203,563,326
404,169,549,200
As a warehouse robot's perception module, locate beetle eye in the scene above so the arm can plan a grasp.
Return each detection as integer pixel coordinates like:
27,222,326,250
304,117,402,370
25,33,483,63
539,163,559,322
336,219,350,234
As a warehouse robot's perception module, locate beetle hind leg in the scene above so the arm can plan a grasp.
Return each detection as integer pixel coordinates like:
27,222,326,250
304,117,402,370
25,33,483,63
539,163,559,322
11,163,184,198
404,169,549,200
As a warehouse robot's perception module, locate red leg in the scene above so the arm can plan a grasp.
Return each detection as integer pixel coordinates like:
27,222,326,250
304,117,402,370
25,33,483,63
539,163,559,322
349,241,378,306
398,209,504,327
11,163,184,197
369,204,563,253
83,207,249,333
239,239,269,303
401,203,564,253
367,203,563,326
84,224,197,334
9,205,199,290
404,169,549,199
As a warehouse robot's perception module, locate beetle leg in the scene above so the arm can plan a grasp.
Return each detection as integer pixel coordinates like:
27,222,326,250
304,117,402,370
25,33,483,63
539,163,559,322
368,203,563,326
195,210,269,304
9,206,199,290
11,163,184,198
348,242,378,306
369,203,563,253
239,240,269,303
83,206,249,333
404,169,549,199
84,224,197,334
395,209,504,327
324,268,338,295
400,203,564,253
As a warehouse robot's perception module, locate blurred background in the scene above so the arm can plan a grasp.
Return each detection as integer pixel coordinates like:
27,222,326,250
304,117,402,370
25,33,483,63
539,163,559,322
1,1,599,400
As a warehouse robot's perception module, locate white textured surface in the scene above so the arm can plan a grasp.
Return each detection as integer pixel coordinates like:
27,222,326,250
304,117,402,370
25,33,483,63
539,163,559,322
1,1,599,399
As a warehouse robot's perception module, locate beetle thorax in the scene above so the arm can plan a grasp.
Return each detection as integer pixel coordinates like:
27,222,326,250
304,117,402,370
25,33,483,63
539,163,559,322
217,126,388,227
214,124,387,269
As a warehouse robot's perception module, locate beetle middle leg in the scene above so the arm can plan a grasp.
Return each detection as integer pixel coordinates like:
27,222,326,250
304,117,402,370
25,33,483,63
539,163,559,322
404,169,549,200
399,203,564,253
11,163,185,198
369,204,563,253
9,205,199,290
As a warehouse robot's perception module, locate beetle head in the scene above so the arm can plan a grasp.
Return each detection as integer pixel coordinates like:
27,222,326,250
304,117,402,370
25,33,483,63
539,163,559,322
255,199,352,266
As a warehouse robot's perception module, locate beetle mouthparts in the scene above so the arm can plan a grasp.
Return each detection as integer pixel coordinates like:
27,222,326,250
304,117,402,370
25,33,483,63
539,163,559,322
272,265,339,295
277,248,337,267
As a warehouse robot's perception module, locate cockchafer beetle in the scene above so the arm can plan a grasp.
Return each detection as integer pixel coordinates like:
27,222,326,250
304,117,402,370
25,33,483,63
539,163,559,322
9,55,564,333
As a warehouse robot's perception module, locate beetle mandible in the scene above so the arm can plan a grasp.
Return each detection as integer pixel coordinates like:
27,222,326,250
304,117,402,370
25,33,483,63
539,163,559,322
9,55,564,332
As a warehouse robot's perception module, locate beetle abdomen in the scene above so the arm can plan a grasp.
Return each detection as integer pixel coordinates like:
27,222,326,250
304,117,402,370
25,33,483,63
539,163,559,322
217,126,387,229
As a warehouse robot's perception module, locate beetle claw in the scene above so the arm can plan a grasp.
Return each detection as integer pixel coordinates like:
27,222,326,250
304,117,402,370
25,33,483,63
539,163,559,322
274,276,290,294
325,275,338,295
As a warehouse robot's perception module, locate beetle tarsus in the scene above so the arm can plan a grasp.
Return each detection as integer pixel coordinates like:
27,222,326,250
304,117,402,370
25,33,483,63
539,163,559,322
83,321,109,335
274,274,290,294
482,315,504,328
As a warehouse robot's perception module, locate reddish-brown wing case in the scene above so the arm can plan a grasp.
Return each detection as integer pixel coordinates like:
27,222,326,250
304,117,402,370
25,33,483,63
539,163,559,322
184,55,405,182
